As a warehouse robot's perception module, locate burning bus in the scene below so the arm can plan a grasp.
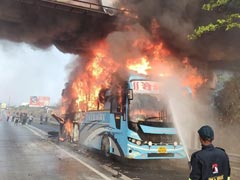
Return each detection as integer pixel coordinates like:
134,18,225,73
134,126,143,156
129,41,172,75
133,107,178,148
53,24,206,159
77,72,187,160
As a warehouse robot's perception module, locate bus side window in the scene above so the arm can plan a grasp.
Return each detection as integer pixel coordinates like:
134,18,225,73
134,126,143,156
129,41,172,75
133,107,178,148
104,89,111,110
104,100,111,110
110,83,126,115
111,96,120,113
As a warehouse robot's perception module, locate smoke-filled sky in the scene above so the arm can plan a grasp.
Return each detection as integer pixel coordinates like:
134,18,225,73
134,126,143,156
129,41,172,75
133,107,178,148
0,0,238,64
0,40,75,106
0,0,239,106
0,0,239,61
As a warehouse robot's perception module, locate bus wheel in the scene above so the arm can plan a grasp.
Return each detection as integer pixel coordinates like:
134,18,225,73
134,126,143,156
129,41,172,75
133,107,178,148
101,135,110,158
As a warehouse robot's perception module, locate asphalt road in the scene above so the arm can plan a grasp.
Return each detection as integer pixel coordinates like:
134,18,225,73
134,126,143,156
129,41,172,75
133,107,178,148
0,110,190,180
0,120,116,180
1,109,238,180
31,118,190,180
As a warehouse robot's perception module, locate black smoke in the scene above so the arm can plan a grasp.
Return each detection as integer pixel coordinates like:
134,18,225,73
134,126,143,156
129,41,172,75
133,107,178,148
0,0,117,54
126,0,240,63
0,0,239,64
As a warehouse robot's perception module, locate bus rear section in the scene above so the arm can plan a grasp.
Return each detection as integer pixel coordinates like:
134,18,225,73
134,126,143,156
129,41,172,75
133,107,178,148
78,110,127,158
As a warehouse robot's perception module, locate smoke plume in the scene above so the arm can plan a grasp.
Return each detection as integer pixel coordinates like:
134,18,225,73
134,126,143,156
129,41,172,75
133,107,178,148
0,0,239,63
0,0,117,54
125,0,240,63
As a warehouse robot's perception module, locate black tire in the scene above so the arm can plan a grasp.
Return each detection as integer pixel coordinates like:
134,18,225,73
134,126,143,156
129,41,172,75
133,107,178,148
101,135,110,158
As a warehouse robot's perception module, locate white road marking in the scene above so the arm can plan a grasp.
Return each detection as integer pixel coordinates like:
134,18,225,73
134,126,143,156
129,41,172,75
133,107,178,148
25,125,113,180
25,125,46,139
26,124,48,136
101,164,133,180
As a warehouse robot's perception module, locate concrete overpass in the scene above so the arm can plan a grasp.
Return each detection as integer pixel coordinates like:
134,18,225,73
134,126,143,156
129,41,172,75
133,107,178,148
0,0,130,54
18,0,126,16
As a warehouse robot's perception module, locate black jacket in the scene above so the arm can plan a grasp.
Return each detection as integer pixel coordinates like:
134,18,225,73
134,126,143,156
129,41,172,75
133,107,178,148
189,144,231,180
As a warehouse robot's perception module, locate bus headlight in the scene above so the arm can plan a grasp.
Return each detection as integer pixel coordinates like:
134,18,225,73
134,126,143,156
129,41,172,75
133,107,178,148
136,140,141,146
148,141,152,146
128,137,142,146
174,141,178,147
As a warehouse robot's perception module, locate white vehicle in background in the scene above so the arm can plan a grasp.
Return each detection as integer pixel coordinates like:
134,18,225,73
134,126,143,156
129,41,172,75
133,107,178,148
0,103,7,109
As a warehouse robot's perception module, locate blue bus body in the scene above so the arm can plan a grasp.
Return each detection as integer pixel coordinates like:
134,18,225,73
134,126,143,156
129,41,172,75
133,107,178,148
79,74,186,160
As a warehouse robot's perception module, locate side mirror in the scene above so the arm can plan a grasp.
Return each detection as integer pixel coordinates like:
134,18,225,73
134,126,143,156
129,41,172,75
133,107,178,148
128,89,133,100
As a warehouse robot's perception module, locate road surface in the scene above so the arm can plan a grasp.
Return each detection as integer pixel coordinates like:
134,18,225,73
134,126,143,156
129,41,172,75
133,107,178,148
0,117,116,180
3,110,238,179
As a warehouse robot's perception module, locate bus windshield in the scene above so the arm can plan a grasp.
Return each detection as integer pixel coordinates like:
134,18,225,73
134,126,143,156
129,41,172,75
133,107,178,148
129,93,169,123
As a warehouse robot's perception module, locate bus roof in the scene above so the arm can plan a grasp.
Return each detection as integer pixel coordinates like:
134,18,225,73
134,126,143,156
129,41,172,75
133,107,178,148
128,74,148,82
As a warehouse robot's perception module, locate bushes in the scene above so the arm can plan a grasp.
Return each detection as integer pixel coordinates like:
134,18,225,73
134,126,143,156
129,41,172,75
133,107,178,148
214,75,240,124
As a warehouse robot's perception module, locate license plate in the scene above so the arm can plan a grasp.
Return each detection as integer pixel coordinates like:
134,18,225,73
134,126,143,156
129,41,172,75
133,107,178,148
158,147,167,153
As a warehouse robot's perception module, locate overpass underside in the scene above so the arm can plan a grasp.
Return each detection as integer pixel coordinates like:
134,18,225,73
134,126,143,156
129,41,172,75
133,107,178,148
0,0,122,54
17,0,122,16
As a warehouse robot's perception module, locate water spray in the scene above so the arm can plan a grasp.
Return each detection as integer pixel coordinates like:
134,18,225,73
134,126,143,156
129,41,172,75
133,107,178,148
168,99,191,161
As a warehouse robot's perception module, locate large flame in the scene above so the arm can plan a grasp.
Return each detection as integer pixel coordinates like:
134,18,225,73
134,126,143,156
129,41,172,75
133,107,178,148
64,119,73,139
65,44,119,113
181,58,207,95
127,57,151,75
62,19,206,115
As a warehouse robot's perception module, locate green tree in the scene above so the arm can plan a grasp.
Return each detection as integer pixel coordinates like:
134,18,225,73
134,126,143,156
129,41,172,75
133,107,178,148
214,75,240,125
188,0,240,39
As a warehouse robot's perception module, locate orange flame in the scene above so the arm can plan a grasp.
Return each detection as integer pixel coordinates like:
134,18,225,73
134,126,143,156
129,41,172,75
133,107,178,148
127,57,151,75
181,58,207,95
64,119,73,137
61,96,68,115
67,44,119,112
62,22,206,115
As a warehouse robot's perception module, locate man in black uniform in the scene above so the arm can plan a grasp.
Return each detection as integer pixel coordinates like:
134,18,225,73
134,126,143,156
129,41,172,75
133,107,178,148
189,125,231,180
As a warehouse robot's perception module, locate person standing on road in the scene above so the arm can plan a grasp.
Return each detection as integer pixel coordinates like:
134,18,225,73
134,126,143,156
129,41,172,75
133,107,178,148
6,112,10,122
40,114,43,124
28,113,33,124
45,115,48,124
19,112,24,124
189,125,231,180
22,113,28,125
11,112,15,122
12,112,16,122
14,112,20,125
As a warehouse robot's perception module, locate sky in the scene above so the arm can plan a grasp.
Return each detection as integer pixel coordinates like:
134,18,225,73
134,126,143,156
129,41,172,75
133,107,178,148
0,40,75,106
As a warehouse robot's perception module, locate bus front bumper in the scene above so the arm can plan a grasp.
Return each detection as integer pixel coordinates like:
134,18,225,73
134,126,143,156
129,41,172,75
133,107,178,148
126,144,186,160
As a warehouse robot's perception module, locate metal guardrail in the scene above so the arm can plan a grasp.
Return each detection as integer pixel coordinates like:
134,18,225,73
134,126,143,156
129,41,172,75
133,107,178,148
39,0,129,16
229,153,240,167
228,153,240,179
16,0,136,23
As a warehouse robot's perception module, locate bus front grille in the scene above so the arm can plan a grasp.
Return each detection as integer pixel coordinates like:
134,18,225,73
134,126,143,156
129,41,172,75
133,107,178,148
143,134,178,144
148,153,174,157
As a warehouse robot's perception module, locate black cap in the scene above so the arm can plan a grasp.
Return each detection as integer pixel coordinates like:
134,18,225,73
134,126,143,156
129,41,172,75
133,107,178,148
198,125,214,140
